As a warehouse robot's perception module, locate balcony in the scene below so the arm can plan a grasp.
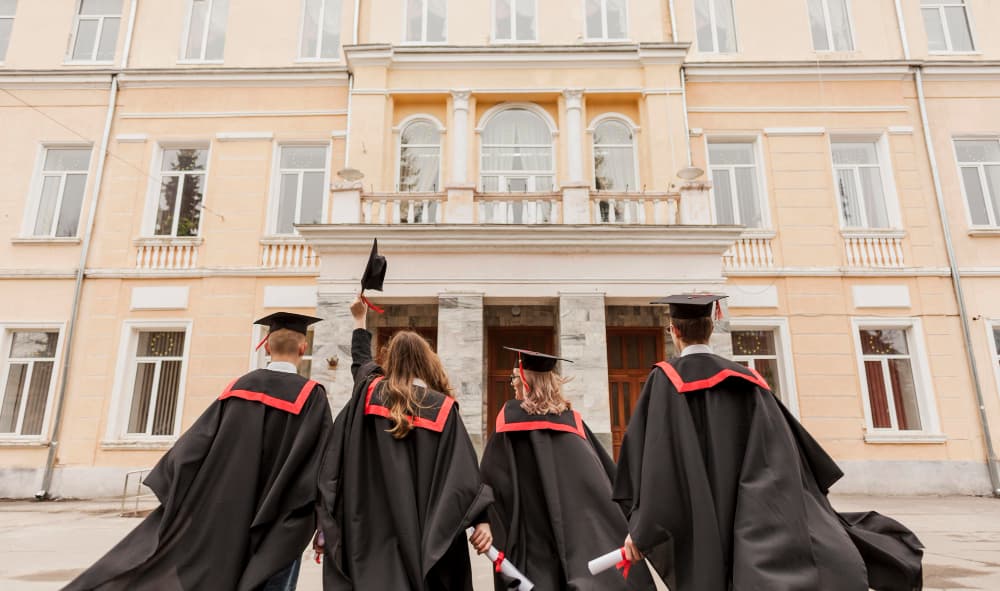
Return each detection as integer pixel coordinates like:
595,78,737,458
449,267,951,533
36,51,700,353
842,230,906,268
134,238,202,270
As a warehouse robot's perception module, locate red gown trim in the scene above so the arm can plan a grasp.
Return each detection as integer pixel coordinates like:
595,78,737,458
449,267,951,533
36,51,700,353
494,405,587,439
655,361,771,393
219,378,318,415
364,376,454,433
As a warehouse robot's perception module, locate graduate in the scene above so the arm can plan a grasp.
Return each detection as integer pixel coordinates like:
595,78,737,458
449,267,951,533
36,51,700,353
614,294,924,591
480,347,654,591
315,242,492,590
64,312,334,591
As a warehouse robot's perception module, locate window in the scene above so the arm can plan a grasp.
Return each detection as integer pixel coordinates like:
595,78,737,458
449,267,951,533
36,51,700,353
0,330,59,437
707,141,765,228
494,0,535,42
832,140,892,229
69,0,121,62
300,0,342,59
398,120,441,192
125,330,186,437
0,0,15,62
857,327,923,432
183,0,229,61
732,329,788,405
593,118,637,192
405,0,445,43
273,145,328,234
256,327,315,378
480,107,554,193
28,147,92,238
154,148,207,237
955,139,1000,228
585,0,627,40
807,0,853,51
921,0,974,52
695,0,737,53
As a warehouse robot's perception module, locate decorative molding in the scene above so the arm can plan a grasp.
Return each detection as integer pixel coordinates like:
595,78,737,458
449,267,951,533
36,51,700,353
84,268,321,279
689,105,907,114
888,126,915,135
726,284,779,308
725,266,950,278
684,63,912,82
264,285,318,308
120,110,347,120
130,286,190,310
0,270,77,279
764,127,826,136
863,432,947,444
0,72,113,89
215,131,275,142
10,237,82,245
119,69,349,88
852,284,911,308
115,133,149,143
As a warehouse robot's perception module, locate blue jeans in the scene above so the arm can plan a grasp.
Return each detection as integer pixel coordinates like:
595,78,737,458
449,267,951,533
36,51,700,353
260,558,301,591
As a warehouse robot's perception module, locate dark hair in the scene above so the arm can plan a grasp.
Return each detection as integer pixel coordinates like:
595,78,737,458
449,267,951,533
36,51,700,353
670,316,714,344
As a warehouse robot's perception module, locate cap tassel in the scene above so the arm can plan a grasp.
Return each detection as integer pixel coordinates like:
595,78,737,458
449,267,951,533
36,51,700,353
255,333,270,351
714,300,724,321
518,357,530,395
360,293,385,314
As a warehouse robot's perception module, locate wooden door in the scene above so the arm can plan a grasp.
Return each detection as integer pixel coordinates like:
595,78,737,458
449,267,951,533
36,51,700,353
376,327,437,365
486,327,554,437
607,328,664,458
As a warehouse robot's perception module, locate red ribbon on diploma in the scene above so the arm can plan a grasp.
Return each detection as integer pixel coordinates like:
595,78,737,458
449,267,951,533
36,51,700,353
615,547,632,580
360,293,385,314
494,551,505,573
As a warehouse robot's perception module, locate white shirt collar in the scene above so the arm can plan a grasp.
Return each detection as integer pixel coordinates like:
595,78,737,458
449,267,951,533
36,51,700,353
266,361,299,374
680,344,714,357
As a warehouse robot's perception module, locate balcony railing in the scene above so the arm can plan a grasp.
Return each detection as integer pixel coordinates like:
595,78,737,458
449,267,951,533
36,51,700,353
362,193,445,224
723,234,775,271
260,238,319,269
476,193,562,224
135,239,200,270
843,231,905,268
590,193,679,224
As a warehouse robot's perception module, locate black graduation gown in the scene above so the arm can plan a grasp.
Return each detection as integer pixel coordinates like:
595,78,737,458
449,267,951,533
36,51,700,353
317,329,493,590
64,369,334,591
481,400,655,591
613,353,924,591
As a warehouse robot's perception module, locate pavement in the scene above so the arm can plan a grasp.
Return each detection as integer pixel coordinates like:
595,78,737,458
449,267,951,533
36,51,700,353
0,495,997,590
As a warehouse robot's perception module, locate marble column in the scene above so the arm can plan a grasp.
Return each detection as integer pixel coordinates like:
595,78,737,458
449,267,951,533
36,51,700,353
437,293,485,449
558,293,612,453
450,90,471,185
563,89,585,183
311,291,360,412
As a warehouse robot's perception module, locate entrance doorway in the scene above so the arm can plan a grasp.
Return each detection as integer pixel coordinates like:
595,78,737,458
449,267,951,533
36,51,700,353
607,328,665,457
486,327,554,437
375,327,437,365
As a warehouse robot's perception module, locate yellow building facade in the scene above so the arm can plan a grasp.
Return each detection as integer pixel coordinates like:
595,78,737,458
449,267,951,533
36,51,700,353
0,0,998,497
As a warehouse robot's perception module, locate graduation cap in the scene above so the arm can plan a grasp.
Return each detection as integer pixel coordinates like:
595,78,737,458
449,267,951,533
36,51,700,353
651,293,727,321
254,312,322,351
504,347,573,394
360,239,387,314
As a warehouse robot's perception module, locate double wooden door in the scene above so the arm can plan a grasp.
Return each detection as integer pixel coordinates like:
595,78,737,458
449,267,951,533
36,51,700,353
485,327,554,437
607,328,665,458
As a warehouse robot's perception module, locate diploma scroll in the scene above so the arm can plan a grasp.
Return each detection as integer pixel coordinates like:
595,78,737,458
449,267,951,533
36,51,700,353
588,547,626,575
465,527,535,591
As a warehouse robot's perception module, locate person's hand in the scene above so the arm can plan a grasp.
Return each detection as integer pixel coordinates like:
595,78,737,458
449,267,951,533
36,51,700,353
623,534,643,562
312,529,325,564
469,523,492,555
350,295,367,328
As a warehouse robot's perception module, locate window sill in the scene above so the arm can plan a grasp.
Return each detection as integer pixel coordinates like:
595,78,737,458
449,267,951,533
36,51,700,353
582,38,632,44
968,228,1000,237
927,51,983,56
11,236,82,245
864,431,947,444
133,237,204,247
62,60,115,66
293,58,343,64
176,59,225,65
490,39,540,45
0,439,50,448
100,439,175,450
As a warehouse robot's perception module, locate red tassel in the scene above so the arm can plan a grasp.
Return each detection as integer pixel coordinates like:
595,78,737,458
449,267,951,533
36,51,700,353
255,333,270,351
518,358,530,394
714,300,724,321
494,551,505,573
615,547,632,580
360,293,385,314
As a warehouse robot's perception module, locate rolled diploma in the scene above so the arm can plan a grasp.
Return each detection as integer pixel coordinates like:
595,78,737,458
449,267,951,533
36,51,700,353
588,547,625,575
466,527,535,591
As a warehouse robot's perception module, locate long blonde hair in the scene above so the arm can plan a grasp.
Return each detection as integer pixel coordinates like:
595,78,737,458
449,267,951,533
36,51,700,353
516,368,571,415
381,330,453,439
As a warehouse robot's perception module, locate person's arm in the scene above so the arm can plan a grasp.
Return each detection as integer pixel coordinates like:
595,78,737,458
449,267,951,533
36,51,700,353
350,296,374,380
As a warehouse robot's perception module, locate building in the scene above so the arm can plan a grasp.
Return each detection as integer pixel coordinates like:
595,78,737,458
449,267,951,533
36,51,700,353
0,0,998,498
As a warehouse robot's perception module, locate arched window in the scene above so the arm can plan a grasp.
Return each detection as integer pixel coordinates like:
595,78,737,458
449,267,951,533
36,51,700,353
397,119,441,192
593,118,637,192
480,107,554,192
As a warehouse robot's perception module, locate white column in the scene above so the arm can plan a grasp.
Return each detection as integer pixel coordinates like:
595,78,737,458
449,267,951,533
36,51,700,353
437,293,485,448
563,89,585,184
558,292,612,453
311,291,359,412
450,90,471,185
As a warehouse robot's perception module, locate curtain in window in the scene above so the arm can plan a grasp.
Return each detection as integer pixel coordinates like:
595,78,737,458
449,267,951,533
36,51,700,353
593,120,635,192
865,360,892,429
399,121,441,192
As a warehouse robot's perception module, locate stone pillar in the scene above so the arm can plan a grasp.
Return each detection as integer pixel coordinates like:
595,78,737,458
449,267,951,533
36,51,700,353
450,90,471,185
561,183,591,224
311,291,360,412
563,89,585,184
558,293,612,453
437,293,485,449
679,180,713,225
330,183,362,223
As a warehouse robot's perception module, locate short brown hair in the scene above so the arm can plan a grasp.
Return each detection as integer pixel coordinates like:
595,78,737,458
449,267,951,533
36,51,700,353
267,329,306,356
670,316,714,344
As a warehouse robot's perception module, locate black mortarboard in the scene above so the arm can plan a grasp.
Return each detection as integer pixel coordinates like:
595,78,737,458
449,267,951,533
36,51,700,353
650,293,728,320
254,312,322,350
361,239,387,292
503,347,573,373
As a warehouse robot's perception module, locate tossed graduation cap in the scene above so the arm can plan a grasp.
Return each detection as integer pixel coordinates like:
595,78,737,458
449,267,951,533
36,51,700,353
360,239,387,314
504,347,573,394
253,312,322,350
651,293,727,320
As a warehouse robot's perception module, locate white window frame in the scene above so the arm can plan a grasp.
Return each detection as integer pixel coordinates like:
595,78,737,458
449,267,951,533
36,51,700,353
394,115,445,193
987,320,1000,406
850,317,943,443
267,142,332,236
588,113,640,192
403,0,446,44
297,0,342,61
0,1,17,65
704,135,771,229
921,0,977,54
250,325,316,377
492,0,537,43
0,323,64,442
694,0,738,54
106,320,192,443
729,318,799,418
583,0,629,41
807,0,855,52
952,136,1000,229
21,143,93,240
829,134,902,230
143,143,212,238
179,0,227,63
66,0,121,64
477,103,558,194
